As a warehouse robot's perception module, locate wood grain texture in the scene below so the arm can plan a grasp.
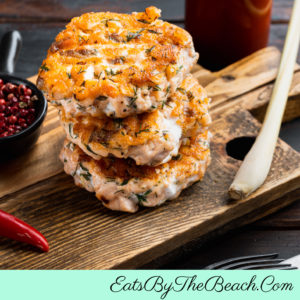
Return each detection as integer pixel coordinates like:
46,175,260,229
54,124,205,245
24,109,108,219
0,125,64,198
0,0,185,23
0,47,300,269
254,198,300,229
272,0,294,23
143,188,300,269
0,0,292,23
212,70,300,122
205,47,299,108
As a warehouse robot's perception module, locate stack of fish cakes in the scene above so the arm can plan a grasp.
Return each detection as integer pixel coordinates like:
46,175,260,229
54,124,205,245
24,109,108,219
37,6,211,212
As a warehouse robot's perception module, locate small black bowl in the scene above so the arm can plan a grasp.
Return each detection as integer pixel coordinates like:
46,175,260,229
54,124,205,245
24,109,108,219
0,31,47,160
0,75,47,158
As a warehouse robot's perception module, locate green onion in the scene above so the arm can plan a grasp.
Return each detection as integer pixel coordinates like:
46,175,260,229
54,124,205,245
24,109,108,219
137,19,150,24
127,29,144,42
85,144,98,155
135,128,150,137
68,123,78,139
40,64,49,71
135,189,152,204
145,46,155,54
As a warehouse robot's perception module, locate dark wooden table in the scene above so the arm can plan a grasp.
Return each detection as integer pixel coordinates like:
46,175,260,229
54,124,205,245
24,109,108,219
0,0,299,269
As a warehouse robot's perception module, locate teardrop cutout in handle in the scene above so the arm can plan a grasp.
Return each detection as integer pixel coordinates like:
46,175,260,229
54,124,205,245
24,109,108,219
0,31,22,74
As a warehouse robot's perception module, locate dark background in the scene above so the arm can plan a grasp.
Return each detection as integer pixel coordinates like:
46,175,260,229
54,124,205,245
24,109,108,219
0,0,299,268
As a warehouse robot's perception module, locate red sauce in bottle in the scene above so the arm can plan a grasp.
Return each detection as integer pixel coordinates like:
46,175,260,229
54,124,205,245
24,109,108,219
185,0,272,70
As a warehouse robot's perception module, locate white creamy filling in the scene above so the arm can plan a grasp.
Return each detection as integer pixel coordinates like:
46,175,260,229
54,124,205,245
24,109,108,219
83,65,95,80
163,182,178,199
158,118,182,165
103,102,115,116
163,118,182,142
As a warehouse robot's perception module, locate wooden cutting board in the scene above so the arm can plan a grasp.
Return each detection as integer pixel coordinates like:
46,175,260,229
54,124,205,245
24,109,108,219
0,46,300,269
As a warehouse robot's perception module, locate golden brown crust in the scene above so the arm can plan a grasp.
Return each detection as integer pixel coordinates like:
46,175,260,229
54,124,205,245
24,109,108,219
37,7,198,118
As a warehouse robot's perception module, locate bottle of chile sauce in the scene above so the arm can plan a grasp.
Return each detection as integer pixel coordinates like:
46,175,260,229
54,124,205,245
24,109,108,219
185,0,272,70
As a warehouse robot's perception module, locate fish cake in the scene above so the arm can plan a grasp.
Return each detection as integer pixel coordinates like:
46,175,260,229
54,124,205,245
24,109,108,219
37,6,198,118
60,130,211,213
59,75,211,165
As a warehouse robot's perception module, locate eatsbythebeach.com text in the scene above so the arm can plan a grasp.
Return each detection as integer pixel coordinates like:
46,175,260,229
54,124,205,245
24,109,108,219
110,274,294,299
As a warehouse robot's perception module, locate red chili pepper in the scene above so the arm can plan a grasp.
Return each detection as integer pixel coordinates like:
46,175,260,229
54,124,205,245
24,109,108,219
0,209,49,252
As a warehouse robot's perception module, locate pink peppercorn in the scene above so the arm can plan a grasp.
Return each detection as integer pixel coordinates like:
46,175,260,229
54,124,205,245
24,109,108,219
0,79,37,138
